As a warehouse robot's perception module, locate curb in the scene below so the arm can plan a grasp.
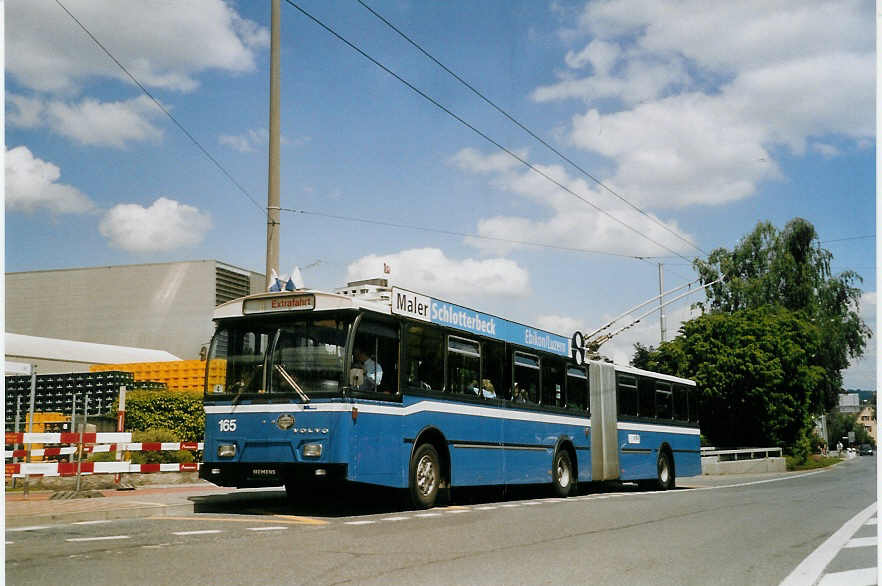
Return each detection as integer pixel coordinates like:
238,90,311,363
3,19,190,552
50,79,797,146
5,500,197,528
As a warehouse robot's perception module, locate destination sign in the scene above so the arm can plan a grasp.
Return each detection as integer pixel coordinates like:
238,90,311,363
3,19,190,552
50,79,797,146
243,294,315,314
391,287,569,357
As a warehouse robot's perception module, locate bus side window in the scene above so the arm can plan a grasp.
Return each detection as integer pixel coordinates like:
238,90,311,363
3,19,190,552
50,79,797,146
655,381,673,419
513,352,540,404
616,374,638,417
404,324,443,391
482,340,505,400
541,358,565,407
352,320,399,395
447,336,480,395
638,377,654,418
566,366,588,413
673,384,688,421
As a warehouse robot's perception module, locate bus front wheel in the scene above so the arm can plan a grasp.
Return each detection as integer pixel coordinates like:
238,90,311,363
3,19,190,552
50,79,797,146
552,449,574,497
409,443,440,509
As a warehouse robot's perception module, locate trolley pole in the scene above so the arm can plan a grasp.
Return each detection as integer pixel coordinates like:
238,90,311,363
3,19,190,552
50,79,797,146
265,0,281,289
658,263,666,343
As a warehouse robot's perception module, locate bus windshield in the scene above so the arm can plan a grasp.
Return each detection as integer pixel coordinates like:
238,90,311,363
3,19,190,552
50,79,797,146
206,317,351,397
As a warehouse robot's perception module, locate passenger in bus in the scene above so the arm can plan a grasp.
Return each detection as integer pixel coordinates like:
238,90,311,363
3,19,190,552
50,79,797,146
354,347,383,391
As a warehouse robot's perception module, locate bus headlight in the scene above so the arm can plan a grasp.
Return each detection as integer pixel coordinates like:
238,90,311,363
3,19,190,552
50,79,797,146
217,444,236,458
302,443,322,458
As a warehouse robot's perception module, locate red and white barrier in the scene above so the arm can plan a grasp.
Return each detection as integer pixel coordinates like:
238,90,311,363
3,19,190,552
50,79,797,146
6,461,200,477
5,432,204,478
5,432,132,444
5,442,204,459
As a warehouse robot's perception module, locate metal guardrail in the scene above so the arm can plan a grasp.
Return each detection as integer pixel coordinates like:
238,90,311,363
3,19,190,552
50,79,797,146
700,447,783,462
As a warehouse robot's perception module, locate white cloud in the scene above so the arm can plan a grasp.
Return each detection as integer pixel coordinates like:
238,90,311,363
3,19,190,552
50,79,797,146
346,248,530,299
8,1,268,94
49,96,163,148
534,314,584,336
7,94,43,127
843,291,876,389
219,128,308,152
536,1,872,209
449,147,525,174
8,94,163,148
451,148,696,257
812,143,840,159
219,129,268,153
5,146,94,214
99,197,211,252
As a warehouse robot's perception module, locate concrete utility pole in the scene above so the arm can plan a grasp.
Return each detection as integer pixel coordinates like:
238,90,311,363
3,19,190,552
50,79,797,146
265,0,281,289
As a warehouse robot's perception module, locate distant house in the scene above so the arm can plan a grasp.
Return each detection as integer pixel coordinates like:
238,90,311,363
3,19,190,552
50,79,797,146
857,404,876,442
838,392,861,414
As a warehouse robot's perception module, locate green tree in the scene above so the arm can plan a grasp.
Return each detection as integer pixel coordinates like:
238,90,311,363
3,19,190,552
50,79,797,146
693,218,870,412
638,306,826,450
113,391,204,441
826,410,875,448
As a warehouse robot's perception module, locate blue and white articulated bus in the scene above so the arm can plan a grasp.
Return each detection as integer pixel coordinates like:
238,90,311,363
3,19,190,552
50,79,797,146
201,286,701,508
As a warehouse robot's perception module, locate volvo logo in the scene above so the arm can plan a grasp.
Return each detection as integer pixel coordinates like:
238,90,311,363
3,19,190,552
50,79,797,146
275,413,295,430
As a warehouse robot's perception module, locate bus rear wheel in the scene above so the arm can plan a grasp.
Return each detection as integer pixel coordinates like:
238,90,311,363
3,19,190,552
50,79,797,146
656,450,675,491
552,449,574,497
409,443,440,509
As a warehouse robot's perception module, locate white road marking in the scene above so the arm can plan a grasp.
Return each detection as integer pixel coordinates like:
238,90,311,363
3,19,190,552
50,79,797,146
500,504,521,508
817,567,878,586
247,526,288,532
6,541,14,545
344,520,375,525
172,530,222,536
72,520,112,526
445,509,470,514
414,513,442,518
66,535,131,543
6,525,51,532
865,518,877,525
778,501,877,586
381,516,409,522
844,537,877,549
474,506,497,510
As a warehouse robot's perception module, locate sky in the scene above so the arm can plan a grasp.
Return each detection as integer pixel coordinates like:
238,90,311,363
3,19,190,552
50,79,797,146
5,1,876,388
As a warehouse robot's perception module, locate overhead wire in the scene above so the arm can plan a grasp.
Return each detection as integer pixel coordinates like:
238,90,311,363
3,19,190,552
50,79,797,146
278,207,648,259
283,0,696,265
355,0,708,257
54,0,267,217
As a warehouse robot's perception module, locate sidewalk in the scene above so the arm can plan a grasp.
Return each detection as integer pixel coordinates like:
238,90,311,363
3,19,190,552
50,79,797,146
4,482,236,528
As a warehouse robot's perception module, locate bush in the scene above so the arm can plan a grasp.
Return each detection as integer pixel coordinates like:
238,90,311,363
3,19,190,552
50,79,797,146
87,428,196,464
114,390,204,441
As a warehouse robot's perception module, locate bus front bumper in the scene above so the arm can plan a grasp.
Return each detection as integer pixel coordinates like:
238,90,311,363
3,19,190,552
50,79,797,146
200,462,348,488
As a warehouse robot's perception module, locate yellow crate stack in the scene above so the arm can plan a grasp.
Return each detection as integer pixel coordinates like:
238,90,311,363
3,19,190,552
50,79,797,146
90,360,224,393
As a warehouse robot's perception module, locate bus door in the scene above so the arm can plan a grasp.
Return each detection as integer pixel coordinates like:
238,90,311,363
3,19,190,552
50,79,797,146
589,361,619,481
349,318,401,486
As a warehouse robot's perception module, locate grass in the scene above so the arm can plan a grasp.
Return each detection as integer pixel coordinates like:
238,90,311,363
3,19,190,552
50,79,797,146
786,453,842,471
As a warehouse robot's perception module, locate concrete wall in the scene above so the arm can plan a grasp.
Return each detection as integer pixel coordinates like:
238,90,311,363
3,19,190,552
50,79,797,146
7,261,218,360
701,457,786,475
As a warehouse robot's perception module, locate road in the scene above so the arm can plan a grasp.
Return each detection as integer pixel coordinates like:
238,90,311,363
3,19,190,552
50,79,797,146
6,456,876,585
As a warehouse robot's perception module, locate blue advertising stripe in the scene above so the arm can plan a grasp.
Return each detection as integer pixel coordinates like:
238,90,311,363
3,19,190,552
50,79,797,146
391,287,570,357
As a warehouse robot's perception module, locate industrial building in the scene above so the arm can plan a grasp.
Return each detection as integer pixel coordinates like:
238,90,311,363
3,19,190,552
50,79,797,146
6,260,265,363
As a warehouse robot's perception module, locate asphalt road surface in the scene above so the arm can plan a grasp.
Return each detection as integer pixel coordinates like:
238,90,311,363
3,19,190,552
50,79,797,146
6,456,876,585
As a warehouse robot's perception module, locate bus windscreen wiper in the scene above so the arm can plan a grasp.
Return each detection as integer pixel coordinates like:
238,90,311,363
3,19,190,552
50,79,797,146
274,364,310,403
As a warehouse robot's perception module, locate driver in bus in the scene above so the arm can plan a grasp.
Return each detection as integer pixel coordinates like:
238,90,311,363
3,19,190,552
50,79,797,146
355,347,383,391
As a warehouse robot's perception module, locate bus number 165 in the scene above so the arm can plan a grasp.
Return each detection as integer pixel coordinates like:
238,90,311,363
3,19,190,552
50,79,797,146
219,419,237,432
